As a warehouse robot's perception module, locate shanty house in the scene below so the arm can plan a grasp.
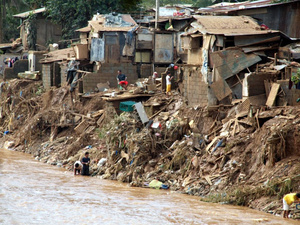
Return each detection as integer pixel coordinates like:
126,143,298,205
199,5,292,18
197,0,300,39
14,7,62,51
40,48,76,89
180,15,285,107
136,15,193,81
76,13,140,92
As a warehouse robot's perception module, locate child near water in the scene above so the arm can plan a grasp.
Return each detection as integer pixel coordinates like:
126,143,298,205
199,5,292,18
283,193,300,218
74,160,83,175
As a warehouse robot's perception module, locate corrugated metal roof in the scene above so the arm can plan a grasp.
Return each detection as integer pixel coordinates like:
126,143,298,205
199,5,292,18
192,15,279,36
149,16,192,23
76,26,91,33
89,20,135,32
0,43,12,49
40,48,75,63
77,13,137,33
122,14,137,25
197,0,297,14
13,7,46,18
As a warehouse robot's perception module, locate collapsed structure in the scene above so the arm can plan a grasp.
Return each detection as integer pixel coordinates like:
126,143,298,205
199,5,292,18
0,0,300,220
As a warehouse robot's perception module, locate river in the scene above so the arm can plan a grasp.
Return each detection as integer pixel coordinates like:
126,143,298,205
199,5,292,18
0,148,298,225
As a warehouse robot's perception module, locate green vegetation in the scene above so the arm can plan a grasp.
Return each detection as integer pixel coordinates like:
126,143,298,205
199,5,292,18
3,0,288,42
44,0,142,39
291,68,300,84
201,175,300,206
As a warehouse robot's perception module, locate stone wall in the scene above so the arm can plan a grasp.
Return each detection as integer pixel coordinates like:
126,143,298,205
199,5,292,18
83,62,138,93
3,60,28,80
182,67,208,107
60,63,68,86
42,64,52,89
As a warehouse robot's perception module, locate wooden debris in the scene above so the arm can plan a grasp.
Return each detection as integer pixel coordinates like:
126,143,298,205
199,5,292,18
91,109,104,118
97,113,105,127
206,137,219,153
204,175,212,185
85,126,95,134
266,83,280,107
74,119,89,134
149,99,174,120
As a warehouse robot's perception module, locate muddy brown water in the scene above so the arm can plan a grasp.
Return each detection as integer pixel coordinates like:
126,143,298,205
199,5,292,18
0,148,298,225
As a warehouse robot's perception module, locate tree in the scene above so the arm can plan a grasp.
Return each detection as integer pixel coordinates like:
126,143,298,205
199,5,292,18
23,0,47,8
141,0,194,8
46,0,141,39
193,0,214,8
0,0,30,43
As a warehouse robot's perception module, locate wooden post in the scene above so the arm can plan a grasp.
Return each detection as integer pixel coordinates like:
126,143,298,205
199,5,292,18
155,0,160,29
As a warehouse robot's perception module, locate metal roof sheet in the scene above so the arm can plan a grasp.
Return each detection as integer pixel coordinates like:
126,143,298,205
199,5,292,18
149,16,192,23
13,7,46,18
76,26,91,33
197,0,298,14
40,47,75,63
89,21,135,32
77,14,137,33
191,15,279,36
121,14,137,25
0,43,12,49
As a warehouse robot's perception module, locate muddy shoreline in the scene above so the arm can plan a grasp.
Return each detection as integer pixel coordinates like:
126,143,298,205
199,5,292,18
1,79,300,220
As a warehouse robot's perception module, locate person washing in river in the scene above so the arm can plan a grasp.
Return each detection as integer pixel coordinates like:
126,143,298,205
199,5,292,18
74,160,83,175
81,152,90,176
117,70,128,90
283,192,300,218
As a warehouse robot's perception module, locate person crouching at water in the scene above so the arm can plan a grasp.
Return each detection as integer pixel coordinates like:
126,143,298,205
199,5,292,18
81,152,90,176
74,160,83,175
283,192,300,218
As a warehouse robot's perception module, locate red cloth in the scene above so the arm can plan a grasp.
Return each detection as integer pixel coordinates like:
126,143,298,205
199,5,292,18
119,81,128,86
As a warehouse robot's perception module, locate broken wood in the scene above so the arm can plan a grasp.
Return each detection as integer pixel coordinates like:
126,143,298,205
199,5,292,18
266,83,280,107
91,109,104,118
255,109,260,129
149,99,174,120
215,150,233,161
67,110,95,120
206,137,219,153
74,119,89,134
204,175,212,185
97,113,106,127
207,126,222,137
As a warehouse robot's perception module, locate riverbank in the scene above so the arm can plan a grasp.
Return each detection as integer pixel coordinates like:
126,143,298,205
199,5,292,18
3,147,299,225
1,79,300,220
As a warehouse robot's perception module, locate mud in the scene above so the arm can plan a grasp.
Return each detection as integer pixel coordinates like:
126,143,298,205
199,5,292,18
1,79,300,220
1,148,299,225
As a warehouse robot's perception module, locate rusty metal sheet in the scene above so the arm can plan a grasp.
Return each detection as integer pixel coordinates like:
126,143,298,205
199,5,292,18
191,15,279,36
210,76,232,101
76,26,91,33
242,44,278,53
210,49,261,80
90,38,104,62
154,33,173,63
234,34,280,46
196,0,284,15
13,7,46,18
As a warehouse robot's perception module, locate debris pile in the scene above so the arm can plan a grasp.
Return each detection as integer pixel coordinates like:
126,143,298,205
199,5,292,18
0,78,300,219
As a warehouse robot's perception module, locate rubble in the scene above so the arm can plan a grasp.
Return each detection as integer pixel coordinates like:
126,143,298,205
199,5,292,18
1,76,299,219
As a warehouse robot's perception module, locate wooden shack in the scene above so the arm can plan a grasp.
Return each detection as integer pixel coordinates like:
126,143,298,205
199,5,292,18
14,8,62,51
